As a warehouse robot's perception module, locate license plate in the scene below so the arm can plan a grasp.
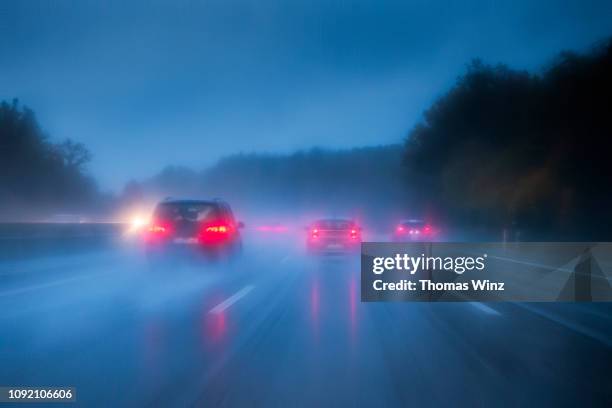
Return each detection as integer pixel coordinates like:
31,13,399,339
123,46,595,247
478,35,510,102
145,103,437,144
173,237,198,244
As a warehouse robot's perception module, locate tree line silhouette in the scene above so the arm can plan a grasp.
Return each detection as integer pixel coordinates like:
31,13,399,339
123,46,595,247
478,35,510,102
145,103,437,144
403,38,612,239
0,100,106,220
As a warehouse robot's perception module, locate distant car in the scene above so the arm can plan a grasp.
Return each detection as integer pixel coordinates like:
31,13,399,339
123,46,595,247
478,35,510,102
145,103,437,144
306,218,361,253
144,198,243,260
392,219,436,241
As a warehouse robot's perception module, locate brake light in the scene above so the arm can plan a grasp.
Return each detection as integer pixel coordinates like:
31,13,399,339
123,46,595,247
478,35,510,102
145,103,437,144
350,228,358,239
423,225,432,235
148,225,167,233
396,225,405,233
200,222,233,243
144,220,172,242
311,228,318,239
205,225,228,233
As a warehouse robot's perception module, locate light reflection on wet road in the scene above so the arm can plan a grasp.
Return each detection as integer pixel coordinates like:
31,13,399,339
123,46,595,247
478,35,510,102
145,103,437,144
1,240,611,407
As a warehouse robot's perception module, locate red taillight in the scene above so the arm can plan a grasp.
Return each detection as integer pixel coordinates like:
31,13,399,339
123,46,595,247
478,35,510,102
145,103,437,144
205,225,229,233
144,220,171,242
311,228,319,239
148,225,167,233
350,228,358,239
200,222,233,243
396,225,405,233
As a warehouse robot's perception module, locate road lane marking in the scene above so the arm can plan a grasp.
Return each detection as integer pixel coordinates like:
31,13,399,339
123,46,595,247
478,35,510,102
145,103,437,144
470,302,501,316
516,303,612,347
0,272,106,297
209,285,254,314
0,251,120,276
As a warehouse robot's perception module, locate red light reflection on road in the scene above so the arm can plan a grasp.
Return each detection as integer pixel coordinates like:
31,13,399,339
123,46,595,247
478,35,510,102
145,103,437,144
204,311,227,344
202,293,228,346
311,278,320,339
349,276,357,333
141,321,165,384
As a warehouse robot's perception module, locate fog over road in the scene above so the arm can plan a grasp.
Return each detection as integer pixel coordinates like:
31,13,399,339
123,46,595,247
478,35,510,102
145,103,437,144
1,230,611,407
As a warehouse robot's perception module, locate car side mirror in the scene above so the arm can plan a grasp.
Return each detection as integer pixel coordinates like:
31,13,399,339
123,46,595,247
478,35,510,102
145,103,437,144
237,221,245,229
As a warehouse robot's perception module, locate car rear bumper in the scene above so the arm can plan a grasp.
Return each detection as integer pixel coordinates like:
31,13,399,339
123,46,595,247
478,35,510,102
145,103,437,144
145,239,241,257
307,240,360,253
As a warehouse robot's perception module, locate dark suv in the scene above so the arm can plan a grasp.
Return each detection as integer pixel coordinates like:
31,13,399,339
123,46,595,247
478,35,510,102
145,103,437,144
144,198,243,259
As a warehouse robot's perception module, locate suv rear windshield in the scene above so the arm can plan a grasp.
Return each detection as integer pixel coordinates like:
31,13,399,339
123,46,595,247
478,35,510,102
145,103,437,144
316,220,354,230
401,220,425,227
154,202,219,222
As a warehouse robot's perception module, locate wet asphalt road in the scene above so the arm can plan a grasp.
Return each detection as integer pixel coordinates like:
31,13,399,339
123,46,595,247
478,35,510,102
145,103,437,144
1,235,611,407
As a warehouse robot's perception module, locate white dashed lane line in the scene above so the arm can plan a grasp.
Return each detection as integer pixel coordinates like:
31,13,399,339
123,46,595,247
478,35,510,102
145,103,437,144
208,285,255,314
470,302,501,316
